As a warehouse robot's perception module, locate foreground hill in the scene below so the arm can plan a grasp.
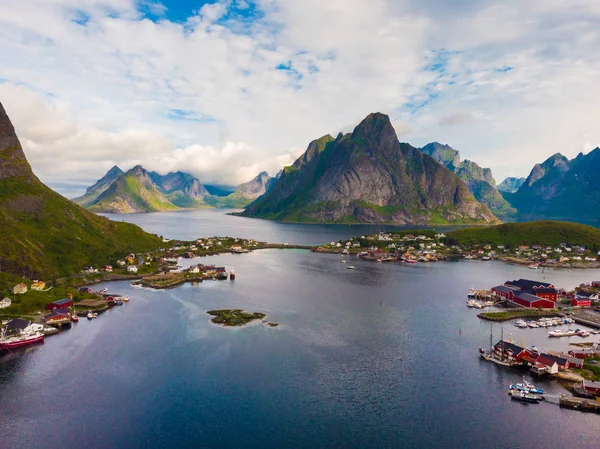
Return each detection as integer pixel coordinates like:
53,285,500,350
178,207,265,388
241,113,499,225
445,220,600,250
0,102,162,278
504,151,600,225
419,142,515,218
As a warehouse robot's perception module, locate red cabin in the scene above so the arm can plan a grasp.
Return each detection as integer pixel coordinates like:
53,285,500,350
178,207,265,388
572,298,591,307
46,298,73,311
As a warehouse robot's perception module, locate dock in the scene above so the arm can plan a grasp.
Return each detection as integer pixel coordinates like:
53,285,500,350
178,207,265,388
559,394,600,413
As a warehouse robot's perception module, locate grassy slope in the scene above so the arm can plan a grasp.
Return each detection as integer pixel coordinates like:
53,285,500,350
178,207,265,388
0,154,162,279
445,220,600,250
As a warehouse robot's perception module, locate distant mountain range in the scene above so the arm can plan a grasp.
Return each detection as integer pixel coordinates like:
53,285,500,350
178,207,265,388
74,167,274,213
0,102,161,278
502,150,600,225
419,142,515,218
240,113,499,225
498,177,525,193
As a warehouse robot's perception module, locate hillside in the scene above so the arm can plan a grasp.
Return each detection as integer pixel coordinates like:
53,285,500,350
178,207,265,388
0,102,162,278
420,142,515,218
445,221,600,250
241,113,499,225
506,150,600,225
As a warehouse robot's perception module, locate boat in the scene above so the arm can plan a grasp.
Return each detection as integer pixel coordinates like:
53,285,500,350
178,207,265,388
527,321,539,328
466,300,475,308
346,265,357,270
509,389,541,403
87,312,98,320
405,259,416,264
565,329,576,336
229,270,235,280
576,330,590,337
467,288,476,298
514,320,528,328
528,264,539,269
480,349,512,366
548,329,565,337
122,296,129,303
341,260,347,263
0,331,45,350
99,288,108,293
482,256,491,261
510,378,544,395
71,314,79,323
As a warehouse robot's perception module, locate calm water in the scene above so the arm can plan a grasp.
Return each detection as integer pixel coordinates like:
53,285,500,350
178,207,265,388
2,211,600,448
100,209,450,244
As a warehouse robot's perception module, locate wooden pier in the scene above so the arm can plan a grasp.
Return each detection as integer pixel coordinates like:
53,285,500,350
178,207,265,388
559,394,600,413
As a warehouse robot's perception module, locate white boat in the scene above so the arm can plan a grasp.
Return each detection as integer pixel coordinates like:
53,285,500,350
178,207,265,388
86,312,98,320
467,288,476,297
514,320,528,328
527,321,539,328
466,300,476,308
346,265,356,270
341,260,347,263
548,329,564,337
122,296,129,303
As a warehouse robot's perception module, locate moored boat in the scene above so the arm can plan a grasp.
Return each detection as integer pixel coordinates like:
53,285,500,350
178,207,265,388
509,389,542,403
346,265,357,270
71,314,79,322
509,378,544,395
0,331,45,350
548,329,565,337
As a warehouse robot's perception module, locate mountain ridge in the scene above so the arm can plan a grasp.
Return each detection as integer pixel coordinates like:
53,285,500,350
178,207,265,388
241,113,499,225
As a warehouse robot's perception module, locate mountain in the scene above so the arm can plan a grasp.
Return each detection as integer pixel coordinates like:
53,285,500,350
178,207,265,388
240,113,499,225
0,102,161,278
498,177,525,193
506,150,600,224
78,166,214,213
210,172,275,208
73,165,123,207
419,142,514,218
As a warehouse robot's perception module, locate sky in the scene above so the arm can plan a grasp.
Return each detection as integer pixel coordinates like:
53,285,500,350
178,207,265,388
1,0,600,197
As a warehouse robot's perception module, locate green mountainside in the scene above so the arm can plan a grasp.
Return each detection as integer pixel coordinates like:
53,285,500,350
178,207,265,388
0,102,162,279
419,142,515,218
445,220,600,250
212,171,275,208
506,150,600,225
240,113,499,225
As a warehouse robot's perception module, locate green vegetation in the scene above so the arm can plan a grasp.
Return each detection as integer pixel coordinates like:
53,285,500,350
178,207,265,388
206,309,268,327
477,309,561,321
573,355,600,381
445,221,600,251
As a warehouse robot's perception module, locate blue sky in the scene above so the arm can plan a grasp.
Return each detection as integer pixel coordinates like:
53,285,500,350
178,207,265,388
1,0,600,196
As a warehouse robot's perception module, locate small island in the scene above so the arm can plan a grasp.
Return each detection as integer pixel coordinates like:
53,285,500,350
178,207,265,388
207,309,275,327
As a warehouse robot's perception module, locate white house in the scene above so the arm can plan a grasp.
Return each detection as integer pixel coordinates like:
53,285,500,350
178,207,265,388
0,297,12,309
127,265,138,273
189,266,200,274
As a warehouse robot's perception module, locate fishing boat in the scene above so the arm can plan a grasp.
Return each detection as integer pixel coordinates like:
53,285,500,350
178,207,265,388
229,270,236,280
479,325,512,367
509,378,544,395
0,331,45,350
71,313,79,323
346,265,357,270
467,288,476,298
509,389,541,403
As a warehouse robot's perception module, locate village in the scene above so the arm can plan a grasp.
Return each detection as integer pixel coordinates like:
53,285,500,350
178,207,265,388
0,236,283,352
313,231,600,268
470,276,600,411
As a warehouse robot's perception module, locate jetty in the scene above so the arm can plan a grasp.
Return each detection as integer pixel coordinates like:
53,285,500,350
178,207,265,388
559,394,600,413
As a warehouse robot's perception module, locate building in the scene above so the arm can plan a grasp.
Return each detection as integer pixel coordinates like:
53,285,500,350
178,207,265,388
13,283,27,294
189,266,200,274
505,279,555,291
44,308,71,325
78,287,92,293
46,298,73,311
0,297,12,309
31,281,46,291
572,298,592,307
568,348,599,359
574,290,599,301
493,341,533,364
531,287,558,302
582,380,600,395
537,353,569,370
502,290,555,309
103,265,113,272
127,265,138,273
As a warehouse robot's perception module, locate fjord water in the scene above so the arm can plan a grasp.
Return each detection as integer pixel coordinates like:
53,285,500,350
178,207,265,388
2,211,600,448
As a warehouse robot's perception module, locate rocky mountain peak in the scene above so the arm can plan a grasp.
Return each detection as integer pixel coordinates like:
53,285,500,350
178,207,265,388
0,102,35,182
351,112,396,142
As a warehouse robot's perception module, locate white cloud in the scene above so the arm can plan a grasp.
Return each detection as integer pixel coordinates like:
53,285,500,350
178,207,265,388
1,0,600,193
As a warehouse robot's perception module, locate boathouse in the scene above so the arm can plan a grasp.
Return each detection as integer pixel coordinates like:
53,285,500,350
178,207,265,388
491,285,517,299
44,308,71,325
531,287,558,302
500,290,555,309
572,298,592,307
537,353,569,370
582,380,600,395
78,287,92,293
46,298,73,311
505,279,555,291
493,341,532,363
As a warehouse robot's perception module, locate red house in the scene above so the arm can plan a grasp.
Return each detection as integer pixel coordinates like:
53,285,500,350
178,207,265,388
46,298,73,311
531,287,558,302
572,298,592,307
583,379,600,395
537,353,569,370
